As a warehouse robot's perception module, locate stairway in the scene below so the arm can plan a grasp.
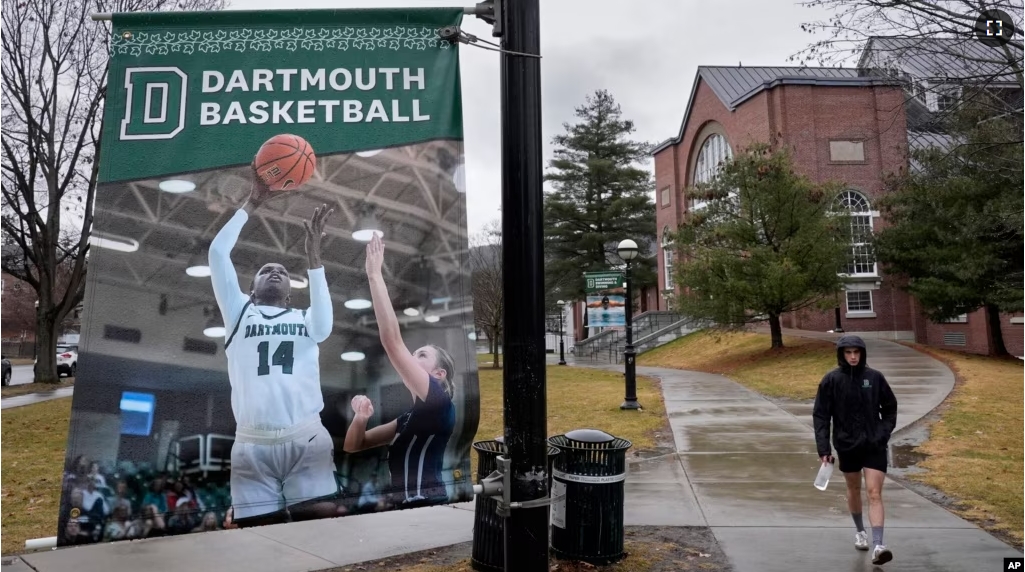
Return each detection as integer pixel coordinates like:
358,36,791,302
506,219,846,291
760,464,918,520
575,311,701,364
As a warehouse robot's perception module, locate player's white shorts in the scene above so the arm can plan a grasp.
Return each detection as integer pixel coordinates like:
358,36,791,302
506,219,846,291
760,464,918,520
230,416,338,520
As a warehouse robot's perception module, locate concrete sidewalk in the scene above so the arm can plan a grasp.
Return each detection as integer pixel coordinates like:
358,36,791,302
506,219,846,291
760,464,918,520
633,330,1021,572
1,387,74,409
5,339,1021,572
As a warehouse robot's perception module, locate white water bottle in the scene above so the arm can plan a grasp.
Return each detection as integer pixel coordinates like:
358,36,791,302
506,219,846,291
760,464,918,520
814,460,834,491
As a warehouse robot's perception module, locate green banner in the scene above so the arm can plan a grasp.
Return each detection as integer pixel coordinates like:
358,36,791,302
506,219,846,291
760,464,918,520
63,8,477,548
101,9,462,182
584,271,625,293
584,271,626,327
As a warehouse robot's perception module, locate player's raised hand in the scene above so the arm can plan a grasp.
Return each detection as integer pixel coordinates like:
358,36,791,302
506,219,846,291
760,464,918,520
350,395,374,418
245,160,278,211
365,234,385,278
304,204,334,269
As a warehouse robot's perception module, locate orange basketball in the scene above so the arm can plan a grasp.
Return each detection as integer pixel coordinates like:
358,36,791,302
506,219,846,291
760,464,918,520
254,134,316,191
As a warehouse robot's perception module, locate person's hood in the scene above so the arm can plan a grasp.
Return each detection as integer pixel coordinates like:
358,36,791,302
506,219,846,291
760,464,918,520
835,335,868,368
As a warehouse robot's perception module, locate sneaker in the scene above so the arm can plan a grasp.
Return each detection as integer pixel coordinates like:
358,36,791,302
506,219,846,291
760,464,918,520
854,530,869,551
871,545,893,565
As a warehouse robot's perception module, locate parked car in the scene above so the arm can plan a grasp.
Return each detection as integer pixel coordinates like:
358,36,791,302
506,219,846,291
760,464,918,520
56,345,78,378
2,356,11,386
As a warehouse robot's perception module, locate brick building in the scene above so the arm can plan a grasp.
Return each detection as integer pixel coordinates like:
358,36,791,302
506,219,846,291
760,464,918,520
652,39,1023,356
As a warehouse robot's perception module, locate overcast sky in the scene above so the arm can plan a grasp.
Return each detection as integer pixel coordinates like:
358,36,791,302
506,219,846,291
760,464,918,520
233,0,834,236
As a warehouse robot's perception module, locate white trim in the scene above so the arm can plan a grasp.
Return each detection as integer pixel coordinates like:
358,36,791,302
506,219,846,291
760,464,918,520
552,469,626,484
845,290,873,313
143,82,169,123
415,434,435,498
120,67,188,140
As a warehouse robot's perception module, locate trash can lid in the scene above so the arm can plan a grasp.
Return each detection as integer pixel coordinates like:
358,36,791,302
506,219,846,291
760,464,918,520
565,428,614,443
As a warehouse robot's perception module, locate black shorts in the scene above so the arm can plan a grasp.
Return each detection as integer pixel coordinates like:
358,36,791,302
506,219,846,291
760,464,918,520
838,444,888,474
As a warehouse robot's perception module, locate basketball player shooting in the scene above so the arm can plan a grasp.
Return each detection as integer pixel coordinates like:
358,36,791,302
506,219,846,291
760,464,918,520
342,235,457,508
208,161,339,527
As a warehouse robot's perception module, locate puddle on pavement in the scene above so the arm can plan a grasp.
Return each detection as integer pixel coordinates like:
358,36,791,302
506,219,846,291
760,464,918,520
890,443,928,469
634,446,675,459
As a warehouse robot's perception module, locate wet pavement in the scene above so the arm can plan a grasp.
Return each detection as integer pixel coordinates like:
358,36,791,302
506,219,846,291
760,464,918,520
1,387,74,409
6,337,1020,572
628,328,1021,572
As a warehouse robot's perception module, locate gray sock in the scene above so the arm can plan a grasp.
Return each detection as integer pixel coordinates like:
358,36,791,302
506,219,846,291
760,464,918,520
872,526,884,546
852,513,865,532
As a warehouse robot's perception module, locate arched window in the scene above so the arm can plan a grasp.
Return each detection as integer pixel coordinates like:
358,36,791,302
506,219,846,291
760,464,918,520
661,225,674,290
836,190,876,276
691,133,732,211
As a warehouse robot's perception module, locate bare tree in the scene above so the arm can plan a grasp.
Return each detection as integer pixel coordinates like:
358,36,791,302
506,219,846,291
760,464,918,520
794,1,1023,177
1,0,226,382
795,0,1022,85
470,221,502,369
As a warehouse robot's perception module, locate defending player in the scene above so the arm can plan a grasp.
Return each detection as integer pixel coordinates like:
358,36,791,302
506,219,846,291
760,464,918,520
208,163,338,526
342,235,456,508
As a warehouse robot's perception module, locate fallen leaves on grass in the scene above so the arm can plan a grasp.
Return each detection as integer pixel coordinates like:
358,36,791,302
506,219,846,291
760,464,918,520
898,344,1023,545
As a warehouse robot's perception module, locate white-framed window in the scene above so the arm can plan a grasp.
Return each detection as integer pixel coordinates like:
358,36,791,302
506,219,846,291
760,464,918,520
836,190,877,276
690,133,732,211
846,290,873,313
934,85,961,113
662,226,674,290
942,314,968,323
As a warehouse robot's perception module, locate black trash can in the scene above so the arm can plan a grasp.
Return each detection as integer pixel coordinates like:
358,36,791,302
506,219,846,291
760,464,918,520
470,440,560,572
548,429,632,566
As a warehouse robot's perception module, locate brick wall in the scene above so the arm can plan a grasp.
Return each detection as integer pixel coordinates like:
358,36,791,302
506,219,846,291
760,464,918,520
1001,313,1024,357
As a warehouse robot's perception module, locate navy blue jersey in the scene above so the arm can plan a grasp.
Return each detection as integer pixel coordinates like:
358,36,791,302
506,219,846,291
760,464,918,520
387,377,455,503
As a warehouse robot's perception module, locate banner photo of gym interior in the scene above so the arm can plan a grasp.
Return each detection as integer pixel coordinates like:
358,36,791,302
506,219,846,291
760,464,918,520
58,8,480,547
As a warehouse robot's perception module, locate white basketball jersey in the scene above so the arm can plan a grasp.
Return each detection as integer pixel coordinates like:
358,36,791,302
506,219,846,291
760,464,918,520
224,303,324,431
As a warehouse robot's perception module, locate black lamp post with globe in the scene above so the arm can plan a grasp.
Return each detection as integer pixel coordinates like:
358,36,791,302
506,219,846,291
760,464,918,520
617,239,641,410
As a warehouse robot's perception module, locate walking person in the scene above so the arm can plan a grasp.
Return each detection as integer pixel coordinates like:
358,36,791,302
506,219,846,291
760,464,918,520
813,335,898,565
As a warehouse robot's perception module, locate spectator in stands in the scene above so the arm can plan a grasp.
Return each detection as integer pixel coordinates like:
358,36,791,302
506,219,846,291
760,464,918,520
87,461,108,489
80,477,110,521
192,511,220,533
112,479,134,514
170,477,205,511
140,503,166,538
142,475,169,515
63,518,91,546
103,505,140,541
166,500,200,534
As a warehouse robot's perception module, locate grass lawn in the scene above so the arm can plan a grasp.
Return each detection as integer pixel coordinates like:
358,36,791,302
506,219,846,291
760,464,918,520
471,362,667,476
639,330,835,400
1,379,74,399
899,344,1023,545
1,397,72,555
0,360,667,555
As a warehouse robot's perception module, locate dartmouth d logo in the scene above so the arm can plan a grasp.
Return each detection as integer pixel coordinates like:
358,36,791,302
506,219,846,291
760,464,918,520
120,67,188,140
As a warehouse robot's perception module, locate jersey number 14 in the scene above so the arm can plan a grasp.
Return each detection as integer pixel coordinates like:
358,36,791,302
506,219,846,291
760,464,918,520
257,341,294,375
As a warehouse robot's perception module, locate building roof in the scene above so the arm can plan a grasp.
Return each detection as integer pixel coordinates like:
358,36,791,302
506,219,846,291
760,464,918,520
652,66,899,154
857,36,1023,85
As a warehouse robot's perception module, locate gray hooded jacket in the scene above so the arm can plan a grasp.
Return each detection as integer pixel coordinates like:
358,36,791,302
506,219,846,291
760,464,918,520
812,335,898,457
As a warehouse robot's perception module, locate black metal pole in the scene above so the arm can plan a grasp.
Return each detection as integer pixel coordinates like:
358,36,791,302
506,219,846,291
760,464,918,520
621,262,640,410
500,0,549,570
558,308,567,365
834,306,844,333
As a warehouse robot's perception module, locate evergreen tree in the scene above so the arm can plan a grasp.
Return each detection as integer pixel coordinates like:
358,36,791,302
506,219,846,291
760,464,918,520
672,144,850,349
875,95,1023,356
543,90,656,306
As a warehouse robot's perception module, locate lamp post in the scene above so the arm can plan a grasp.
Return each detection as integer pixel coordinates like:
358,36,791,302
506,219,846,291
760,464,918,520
556,300,567,365
617,239,641,410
